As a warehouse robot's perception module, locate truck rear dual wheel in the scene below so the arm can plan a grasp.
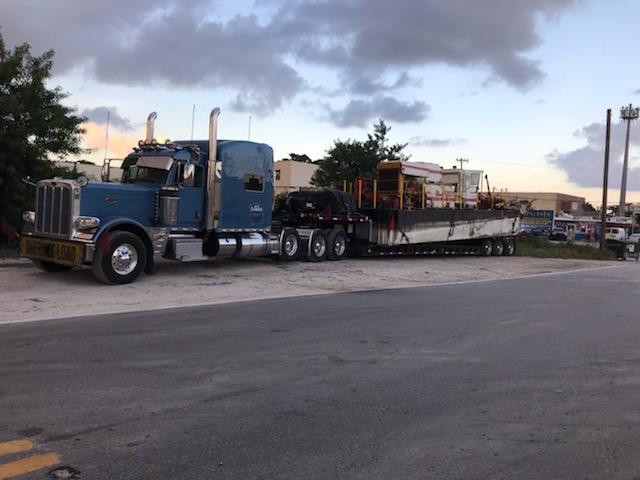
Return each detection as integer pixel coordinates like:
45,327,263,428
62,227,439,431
491,239,505,256
278,228,301,261
325,228,348,261
278,227,348,262
92,231,147,285
503,238,516,256
480,239,493,256
306,229,328,262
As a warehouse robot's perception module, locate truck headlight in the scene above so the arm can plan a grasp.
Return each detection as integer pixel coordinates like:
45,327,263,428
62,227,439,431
74,216,100,230
73,175,89,188
22,211,35,223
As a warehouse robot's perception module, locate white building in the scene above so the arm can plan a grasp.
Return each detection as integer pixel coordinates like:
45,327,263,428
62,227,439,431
274,160,318,195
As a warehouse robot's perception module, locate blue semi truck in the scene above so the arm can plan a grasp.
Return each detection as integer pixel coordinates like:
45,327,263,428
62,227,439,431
19,108,519,284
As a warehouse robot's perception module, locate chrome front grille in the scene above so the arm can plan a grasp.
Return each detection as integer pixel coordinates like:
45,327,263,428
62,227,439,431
35,183,72,236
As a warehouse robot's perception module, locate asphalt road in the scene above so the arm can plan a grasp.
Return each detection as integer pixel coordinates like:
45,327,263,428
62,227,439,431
1,264,640,479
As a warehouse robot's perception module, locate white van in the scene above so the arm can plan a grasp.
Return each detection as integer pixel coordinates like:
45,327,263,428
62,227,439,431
605,227,627,241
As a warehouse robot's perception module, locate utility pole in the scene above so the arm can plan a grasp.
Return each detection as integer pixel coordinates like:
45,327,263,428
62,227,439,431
618,104,639,216
600,109,611,251
456,158,469,170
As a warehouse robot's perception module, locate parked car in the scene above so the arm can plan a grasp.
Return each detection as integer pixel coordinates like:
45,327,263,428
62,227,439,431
548,228,567,241
518,228,547,239
628,233,640,243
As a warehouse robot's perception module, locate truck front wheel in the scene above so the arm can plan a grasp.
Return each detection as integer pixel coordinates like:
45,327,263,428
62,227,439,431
92,231,147,284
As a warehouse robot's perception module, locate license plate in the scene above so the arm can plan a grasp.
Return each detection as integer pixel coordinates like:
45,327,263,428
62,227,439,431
20,236,84,266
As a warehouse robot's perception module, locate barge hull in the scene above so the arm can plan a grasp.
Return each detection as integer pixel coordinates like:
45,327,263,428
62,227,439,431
360,208,520,247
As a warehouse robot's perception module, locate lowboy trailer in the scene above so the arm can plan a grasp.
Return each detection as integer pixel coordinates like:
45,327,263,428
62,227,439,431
273,189,519,259
19,107,519,284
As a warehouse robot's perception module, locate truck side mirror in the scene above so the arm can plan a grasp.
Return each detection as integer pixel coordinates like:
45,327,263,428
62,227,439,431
101,161,110,182
182,163,195,186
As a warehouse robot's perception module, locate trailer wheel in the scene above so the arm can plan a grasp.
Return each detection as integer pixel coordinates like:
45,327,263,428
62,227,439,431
503,238,516,256
326,228,348,261
306,229,328,262
91,231,147,284
480,239,492,256
32,260,73,273
278,228,301,261
491,239,505,256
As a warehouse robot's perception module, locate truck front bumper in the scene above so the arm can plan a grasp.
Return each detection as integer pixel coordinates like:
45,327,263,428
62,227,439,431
19,234,95,267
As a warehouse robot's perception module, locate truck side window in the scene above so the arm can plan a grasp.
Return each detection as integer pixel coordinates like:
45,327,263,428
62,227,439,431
194,166,203,187
244,174,264,192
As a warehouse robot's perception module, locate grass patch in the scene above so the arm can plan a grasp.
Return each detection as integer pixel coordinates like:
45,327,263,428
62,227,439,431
516,236,616,260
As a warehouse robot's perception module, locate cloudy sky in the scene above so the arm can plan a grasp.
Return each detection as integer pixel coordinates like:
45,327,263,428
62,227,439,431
2,0,640,204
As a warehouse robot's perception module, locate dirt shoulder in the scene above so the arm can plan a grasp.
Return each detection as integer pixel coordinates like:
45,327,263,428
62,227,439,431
0,256,617,324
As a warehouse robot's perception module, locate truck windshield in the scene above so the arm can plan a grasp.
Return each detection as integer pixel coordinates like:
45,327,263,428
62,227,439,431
121,156,173,184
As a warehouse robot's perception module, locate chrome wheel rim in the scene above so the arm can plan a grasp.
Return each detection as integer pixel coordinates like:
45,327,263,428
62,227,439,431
333,236,346,256
313,236,327,257
284,234,299,257
111,243,138,275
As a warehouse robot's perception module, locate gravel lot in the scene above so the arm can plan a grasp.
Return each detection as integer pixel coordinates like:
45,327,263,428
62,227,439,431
0,256,615,324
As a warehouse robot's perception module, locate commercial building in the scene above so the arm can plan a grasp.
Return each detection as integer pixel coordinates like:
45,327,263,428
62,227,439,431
274,160,318,195
502,192,585,216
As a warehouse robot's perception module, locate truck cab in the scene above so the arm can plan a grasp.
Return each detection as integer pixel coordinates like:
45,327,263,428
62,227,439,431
20,108,276,284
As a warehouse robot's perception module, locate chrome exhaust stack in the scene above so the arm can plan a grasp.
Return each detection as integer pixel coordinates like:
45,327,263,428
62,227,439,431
206,107,221,231
145,112,158,141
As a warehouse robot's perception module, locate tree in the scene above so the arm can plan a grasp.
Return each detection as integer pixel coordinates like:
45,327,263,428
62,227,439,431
0,33,84,243
311,119,409,187
281,153,316,164
366,119,408,163
583,202,596,213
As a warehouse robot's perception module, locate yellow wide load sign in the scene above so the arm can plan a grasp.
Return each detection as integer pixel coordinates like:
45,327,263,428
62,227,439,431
19,237,84,266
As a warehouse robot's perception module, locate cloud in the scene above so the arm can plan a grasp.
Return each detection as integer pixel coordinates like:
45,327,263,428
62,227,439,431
83,122,139,159
93,12,305,115
410,136,467,147
0,2,303,115
280,0,576,91
329,96,430,128
338,71,422,96
0,0,578,115
81,107,135,131
548,119,640,190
